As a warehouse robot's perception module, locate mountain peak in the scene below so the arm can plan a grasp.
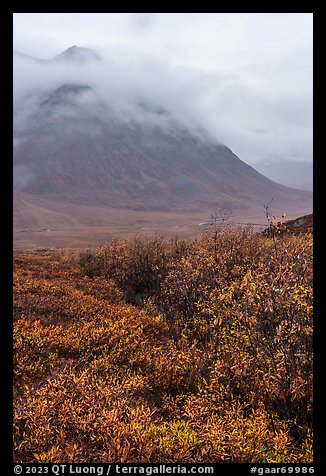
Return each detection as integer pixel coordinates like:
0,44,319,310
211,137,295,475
54,46,101,64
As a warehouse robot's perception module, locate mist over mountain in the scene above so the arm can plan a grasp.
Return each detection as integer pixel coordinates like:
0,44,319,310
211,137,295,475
13,46,312,231
254,159,313,191
53,45,101,64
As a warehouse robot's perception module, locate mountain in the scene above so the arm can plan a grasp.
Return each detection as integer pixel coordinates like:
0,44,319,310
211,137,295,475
13,45,101,64
53,45,101,63
13,47,313,233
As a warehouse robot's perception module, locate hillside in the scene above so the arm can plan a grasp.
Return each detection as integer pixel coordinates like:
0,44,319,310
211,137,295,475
13,47,312,236
263,214,313,236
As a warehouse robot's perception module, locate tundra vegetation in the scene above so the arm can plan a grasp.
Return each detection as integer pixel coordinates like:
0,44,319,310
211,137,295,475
14,222,313,463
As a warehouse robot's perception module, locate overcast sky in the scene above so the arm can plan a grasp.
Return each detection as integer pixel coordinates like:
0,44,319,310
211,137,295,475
13,13,313,190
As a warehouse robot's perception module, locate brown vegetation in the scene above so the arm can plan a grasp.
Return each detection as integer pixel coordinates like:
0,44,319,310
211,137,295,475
13,224,313,463
263,214,313,237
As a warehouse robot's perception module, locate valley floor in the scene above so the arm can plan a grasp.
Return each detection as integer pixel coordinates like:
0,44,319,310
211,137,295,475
14,194,313,250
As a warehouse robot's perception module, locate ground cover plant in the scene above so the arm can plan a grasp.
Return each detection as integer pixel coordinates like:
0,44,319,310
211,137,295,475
13,222,313,463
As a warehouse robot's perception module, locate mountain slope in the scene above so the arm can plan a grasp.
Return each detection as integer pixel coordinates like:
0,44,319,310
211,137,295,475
13,47,313,231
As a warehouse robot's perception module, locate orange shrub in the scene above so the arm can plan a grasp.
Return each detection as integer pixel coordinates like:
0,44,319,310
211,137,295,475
13,226,313,463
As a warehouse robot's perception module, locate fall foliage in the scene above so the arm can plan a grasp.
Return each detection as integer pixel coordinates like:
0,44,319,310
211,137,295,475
14,224,313,463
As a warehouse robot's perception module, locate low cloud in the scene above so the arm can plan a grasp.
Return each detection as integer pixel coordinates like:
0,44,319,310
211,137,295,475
13,13,313,189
